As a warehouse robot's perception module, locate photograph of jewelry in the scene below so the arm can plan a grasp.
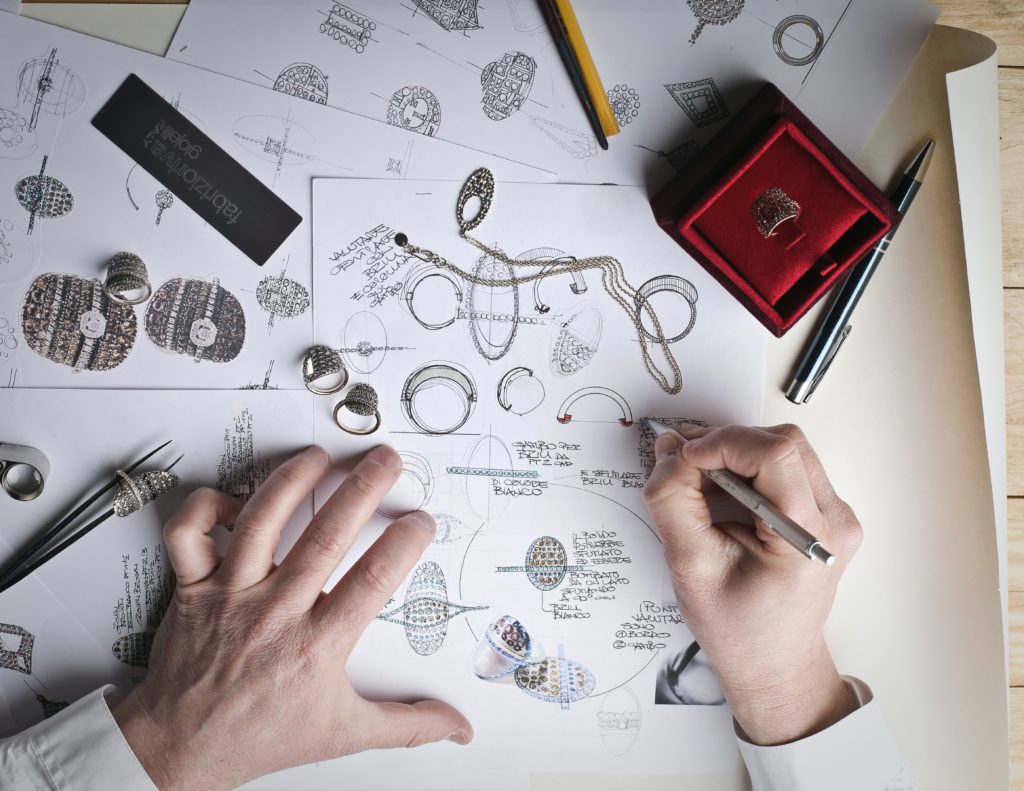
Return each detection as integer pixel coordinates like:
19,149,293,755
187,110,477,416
302,344,348,395
751,187,801,238
332,382,381,435
103,252,152,306
144,277,246,364
112,469,180,517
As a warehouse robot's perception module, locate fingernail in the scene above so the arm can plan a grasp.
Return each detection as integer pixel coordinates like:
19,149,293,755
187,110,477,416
366,444,401,472
654,433,682,461
406,511,436,534
447,730,471,745
300,445,329,465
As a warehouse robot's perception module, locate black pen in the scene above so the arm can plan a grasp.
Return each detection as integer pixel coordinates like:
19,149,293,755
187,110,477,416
785,140,936,404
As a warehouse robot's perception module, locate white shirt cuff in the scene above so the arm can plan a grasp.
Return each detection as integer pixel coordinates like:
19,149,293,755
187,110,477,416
0,685,157,790
736,677,916,791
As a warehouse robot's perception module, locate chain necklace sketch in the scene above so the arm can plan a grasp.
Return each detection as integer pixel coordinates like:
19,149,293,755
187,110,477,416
411,0,481,33
686,0,745,45
15,156,74,235
376,561,488,656
530,116,597,160
339,310,413,374
17,48,86,131
233,112,317,186
395,168,684,394
636,140,701,173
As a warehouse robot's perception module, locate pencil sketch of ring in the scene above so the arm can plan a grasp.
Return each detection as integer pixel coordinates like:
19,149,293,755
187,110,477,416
0,442,49,502
302,344,349,395
773,15,825,67
752,187,800,238
401,362,477,435
376,451,434,519
516,248,587,314
403,264,463,330
634,276,698,343
497,366,546,416
332,382,382,435
104,252,152,306
556,386,634,427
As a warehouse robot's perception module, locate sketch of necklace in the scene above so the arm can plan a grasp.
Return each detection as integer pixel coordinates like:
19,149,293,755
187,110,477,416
686,0,744,45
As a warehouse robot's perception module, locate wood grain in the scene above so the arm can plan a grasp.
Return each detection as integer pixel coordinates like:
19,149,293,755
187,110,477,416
1001,70,1024,287
932,0,1024,65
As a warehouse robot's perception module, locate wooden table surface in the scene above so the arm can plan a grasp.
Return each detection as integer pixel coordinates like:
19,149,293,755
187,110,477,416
16,0,1024,784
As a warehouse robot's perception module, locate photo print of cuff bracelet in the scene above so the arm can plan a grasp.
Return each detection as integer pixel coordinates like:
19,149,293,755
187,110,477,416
401,362,477,435
0,442,49,502
21,273,138,372
332,382,381,435
144,277,246,364
103,252,152,306
302,344,349,395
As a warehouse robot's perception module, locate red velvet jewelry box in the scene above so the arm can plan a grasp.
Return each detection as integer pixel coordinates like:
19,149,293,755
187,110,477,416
651,83,901,337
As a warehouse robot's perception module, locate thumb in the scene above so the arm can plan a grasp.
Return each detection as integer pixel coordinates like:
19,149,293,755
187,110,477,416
358,699,473,750
643,432,724,569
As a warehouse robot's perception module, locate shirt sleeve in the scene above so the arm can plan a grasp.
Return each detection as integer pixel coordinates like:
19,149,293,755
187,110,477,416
736,676,916,791
0,685,157,791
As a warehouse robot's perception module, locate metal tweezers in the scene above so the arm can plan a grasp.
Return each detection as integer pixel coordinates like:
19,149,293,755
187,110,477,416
0,441,181,595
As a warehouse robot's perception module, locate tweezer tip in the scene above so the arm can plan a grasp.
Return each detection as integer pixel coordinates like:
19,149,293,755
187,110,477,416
166,454,185,472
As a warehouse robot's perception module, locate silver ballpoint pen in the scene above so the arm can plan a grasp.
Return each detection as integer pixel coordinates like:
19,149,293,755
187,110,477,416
785,140,936,404
645,419,835,565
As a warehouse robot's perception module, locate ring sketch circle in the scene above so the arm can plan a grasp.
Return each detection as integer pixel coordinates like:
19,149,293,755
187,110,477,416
634,276,698,343
403,263,463,329
401,362,477,435
515,247,586,314
17,48,87,131
597,686,641,755
497,367,545,415
556,387,633,427
462,434,515,519
481,51,536,121
387,86,441,137
773,15,825,67
524,536,569,591
273,63,329,104
376,451,434,518
466,253,519,361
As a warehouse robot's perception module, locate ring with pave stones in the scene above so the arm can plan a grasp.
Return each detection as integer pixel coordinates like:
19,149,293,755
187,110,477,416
333,382,381,435
104,252,153,306
751,187,801,238
303,345,349,395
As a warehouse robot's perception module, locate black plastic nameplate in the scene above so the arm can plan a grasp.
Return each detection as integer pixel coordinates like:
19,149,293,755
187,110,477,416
92,74,301,265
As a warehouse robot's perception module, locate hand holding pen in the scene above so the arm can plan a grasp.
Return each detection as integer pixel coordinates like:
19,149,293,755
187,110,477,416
644,423,863,745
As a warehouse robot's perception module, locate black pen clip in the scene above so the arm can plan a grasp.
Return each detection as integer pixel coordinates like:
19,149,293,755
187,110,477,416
804,325,853,403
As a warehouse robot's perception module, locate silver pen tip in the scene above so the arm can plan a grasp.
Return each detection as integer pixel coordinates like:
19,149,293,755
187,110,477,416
644,418,674,438
809,543,835,566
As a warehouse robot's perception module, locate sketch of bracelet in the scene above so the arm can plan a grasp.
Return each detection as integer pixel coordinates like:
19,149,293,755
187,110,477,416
773,15,825,67
634,275,698,343
401,362,477,435
556,387,633,427
403,264,463,330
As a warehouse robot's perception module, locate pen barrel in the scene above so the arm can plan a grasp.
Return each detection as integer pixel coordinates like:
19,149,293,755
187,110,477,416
704,467,821,557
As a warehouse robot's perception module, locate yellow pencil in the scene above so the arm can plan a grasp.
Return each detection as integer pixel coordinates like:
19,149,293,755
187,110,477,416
551,0,620,138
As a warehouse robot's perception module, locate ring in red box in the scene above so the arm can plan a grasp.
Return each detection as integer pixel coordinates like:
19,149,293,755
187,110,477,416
652,83,901,337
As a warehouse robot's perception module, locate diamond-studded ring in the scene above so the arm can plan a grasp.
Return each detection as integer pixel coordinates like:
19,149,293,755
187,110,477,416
333,382,381,435
751,187,801,239
302,345,349,395
113,469,180,518
104,252,153,306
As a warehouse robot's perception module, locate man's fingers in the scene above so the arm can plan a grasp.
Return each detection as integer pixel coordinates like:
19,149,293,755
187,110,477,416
644,432,727,571
355,698,473,750
163,488,243,586
276,446,403,600
317,511,436,642
219,446,329,590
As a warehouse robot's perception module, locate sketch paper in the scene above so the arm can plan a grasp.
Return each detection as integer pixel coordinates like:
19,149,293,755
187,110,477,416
293,176,767,786
0,389,314,696
169,0,938,187
0,12,544,392
0,2,19,16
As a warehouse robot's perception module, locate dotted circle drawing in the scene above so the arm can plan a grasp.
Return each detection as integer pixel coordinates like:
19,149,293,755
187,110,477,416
607,85,640,127
773,15,825,67
386,86,441,137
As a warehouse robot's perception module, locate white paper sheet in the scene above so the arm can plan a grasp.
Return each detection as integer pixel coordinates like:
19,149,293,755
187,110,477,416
287,176,766,786
168,0,937,187
0,2,20,16
0,13,544,392
0,389,314,698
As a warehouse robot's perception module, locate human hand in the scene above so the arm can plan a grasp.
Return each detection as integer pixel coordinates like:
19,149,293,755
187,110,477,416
643,424,862,746
112,445,472,791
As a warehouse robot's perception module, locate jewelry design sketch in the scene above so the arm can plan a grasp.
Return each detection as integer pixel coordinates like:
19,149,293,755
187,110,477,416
518,247,587,314
412,0,481,33
432,512,474,545
597,687,641,755
233,113,317,185
111,631,155,668
302,345,348,395
332,382,382,435
634,276,698,343
497,366,546,416
470,614,538,679
32,690,70,720
686,0,745,45
217,407,272,501
17,48,86,132
556,387,633,427
514,650,595,709
0,316,19,361
376,561,488,656
16,156,73,235
665,78,730,127
495,536,579,591
0,107,37,160
376,452,434,519
273,62,329,104
773,15,825,67
112,470,180,518
636,140,701,173
530,116,598,160
319,4,376,53
104,252,152,307
0,214,38,285
256,272,310,332
507,0,544,33
481,51,536,121
144,278,246,364
386,86,441,137
401,362,477,435
638,417,708,475
0,623,34,674
22,273,137,372
466,253,520,361
403,263,463,329
550,307,603,377
607,84,640,127
340,311,412,374
460,433,516,519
